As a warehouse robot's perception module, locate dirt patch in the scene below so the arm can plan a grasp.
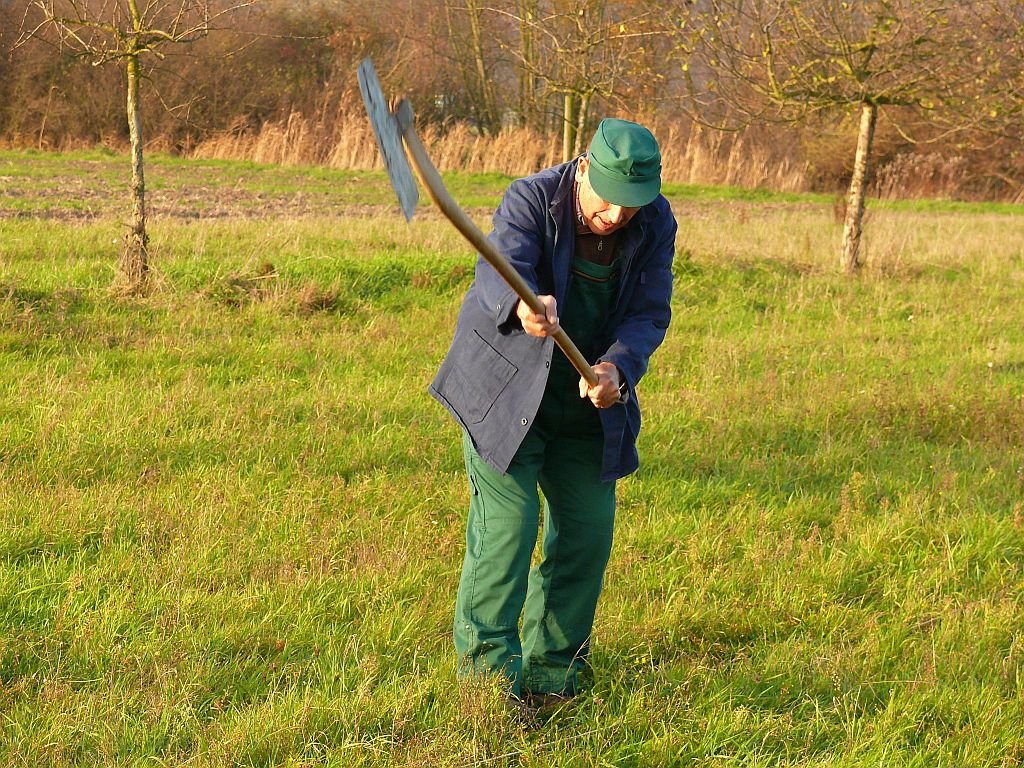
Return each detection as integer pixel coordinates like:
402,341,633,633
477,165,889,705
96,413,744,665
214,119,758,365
0,154,431,222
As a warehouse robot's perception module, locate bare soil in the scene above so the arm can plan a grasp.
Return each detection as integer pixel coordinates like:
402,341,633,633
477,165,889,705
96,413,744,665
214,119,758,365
0,155,414,222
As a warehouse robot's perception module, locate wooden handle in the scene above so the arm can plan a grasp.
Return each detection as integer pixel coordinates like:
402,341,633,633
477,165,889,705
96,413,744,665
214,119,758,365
397,102,599,387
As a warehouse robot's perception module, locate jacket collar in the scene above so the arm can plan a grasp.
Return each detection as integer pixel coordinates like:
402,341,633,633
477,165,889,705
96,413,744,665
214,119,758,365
549,159,578,226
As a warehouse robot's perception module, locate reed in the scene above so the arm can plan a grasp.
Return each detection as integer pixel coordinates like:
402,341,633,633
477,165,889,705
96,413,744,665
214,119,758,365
190,108,808,191
191,104,1022,203
659,122,808,192
873,152,972,201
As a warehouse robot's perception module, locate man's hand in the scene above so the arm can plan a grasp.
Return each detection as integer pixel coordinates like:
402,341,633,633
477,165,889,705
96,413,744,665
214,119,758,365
580,361,623,409
516,296,560,338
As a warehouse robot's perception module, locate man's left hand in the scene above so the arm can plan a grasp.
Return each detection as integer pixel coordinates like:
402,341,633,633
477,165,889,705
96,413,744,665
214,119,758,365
580,362,624,409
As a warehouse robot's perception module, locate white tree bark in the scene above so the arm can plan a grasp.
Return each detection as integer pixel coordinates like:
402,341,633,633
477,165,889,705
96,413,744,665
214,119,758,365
841,101,877,273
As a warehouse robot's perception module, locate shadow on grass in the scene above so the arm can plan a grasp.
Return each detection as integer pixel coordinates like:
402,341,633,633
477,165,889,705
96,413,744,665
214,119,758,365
1,284,87,316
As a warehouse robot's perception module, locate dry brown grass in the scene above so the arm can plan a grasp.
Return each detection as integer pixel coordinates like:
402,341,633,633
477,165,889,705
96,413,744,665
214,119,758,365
191,109,377,168
190,108,808,191
191,107,563,178
659,123,808,192
190,107,1016,202
873,152,972,201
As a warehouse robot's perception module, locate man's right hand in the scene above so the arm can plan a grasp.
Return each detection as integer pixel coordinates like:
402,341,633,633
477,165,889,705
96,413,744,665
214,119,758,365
516,295,560,338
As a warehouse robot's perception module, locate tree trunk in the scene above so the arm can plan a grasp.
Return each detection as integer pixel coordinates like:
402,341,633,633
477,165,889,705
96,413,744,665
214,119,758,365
447,0,499,135
466,0,499,133
841,101,877,273
562,93,577,163
517,0,540,130
120,50,149,288
573,92,591,157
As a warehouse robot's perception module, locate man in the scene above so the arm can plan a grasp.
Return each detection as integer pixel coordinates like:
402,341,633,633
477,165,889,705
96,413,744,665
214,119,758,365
429,118,676,709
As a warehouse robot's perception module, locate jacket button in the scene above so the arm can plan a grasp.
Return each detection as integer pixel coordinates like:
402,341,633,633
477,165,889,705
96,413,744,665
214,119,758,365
521,418,528,426
545,360,550,368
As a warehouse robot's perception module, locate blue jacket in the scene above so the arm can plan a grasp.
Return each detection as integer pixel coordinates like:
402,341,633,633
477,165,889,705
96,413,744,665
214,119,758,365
429,159,676,482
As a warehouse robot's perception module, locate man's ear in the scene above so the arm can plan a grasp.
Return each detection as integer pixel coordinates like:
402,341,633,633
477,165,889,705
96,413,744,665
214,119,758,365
575,154,589,181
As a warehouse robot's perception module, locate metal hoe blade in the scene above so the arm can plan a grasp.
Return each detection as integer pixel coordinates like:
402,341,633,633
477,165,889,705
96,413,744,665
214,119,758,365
357,58,419,221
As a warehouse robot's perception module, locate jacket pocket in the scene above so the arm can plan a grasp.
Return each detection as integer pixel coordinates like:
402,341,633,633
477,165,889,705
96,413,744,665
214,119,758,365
445,331,518,424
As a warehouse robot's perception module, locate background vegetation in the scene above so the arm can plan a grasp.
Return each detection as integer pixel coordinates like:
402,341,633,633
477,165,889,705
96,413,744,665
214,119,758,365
1,149,1023,765
2,0,1022,202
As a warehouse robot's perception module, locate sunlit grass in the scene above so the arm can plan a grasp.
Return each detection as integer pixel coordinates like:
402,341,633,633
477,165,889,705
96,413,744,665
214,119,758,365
1,151,1023,765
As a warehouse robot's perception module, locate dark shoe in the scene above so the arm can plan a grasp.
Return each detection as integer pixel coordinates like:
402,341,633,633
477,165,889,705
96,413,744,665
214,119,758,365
503,695,539,727
525,691,576,714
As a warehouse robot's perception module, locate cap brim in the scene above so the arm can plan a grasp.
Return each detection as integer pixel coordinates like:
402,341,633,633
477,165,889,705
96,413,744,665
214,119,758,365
588,162,661,207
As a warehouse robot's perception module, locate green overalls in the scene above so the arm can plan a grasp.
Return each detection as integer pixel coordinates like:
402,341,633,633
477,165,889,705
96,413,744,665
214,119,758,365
455,245,622,698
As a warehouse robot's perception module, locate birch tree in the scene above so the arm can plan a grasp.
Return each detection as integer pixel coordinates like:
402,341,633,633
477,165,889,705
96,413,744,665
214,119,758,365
20,0,257,290
682,0,1003,272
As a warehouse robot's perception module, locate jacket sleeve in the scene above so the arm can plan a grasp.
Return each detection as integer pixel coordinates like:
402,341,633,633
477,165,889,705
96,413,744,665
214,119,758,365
599,208,677,392
473,178,548,333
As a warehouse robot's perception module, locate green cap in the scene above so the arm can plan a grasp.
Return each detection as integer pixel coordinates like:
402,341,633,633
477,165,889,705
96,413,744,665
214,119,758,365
586,118,662,207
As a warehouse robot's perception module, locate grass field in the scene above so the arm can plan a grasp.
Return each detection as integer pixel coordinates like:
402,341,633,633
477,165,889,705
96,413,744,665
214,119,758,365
2,149,1024,766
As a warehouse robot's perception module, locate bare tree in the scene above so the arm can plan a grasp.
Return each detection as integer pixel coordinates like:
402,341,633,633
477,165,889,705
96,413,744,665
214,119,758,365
19,0,257,290
515,0,543,130
950,0,1024,200
681,0,1011,272
495,0,678,161
445,0,503,134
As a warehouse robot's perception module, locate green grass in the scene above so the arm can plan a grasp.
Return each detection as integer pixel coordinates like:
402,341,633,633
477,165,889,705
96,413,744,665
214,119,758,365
660,182,1024,215
1,150,1024,766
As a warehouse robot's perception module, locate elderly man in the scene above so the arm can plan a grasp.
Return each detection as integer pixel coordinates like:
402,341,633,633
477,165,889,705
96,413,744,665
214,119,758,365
430,118,676,710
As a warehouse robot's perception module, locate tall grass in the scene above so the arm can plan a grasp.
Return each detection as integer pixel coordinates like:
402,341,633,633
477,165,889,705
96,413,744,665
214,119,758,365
870,153,1020,203
190,108,808,193
190,104,1023,203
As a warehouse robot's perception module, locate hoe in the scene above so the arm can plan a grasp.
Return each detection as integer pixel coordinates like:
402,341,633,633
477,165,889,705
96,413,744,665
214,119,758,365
357,58,598,387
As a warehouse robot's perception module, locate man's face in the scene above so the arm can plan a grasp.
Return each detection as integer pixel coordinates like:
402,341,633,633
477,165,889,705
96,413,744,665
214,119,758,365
576,155,641,236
